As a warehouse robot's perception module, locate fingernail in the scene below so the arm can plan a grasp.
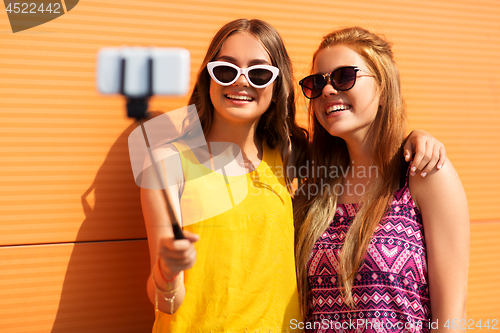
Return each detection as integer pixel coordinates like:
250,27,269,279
405,154,410,160
421,172,427,177
411,172,416,176
437,164,442,169
411,166,416,172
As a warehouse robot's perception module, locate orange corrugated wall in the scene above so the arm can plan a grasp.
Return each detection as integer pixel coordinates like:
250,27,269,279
1,0,499,331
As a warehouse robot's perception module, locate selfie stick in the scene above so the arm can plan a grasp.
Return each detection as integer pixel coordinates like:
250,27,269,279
121,57,185,240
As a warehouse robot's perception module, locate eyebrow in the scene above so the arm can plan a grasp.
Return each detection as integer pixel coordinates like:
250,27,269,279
316,65,362,74
215,55,271,66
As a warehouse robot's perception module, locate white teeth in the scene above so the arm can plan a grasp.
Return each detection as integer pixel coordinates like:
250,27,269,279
326,104,350,114
226,94,253,101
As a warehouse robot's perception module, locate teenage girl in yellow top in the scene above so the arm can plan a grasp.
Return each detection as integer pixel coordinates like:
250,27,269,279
140,19,446,332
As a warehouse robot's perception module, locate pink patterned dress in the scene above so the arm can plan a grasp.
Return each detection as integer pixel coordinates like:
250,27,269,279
306,170,431,332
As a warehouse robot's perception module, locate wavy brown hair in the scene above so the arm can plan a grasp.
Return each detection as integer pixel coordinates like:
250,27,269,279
188,18,308,189
294,27,407,313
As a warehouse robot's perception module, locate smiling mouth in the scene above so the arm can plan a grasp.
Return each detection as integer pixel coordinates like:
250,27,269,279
326,104,351,115
225,94,254,102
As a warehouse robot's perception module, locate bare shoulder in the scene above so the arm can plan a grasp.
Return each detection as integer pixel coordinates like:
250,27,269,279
141,143,184,190
409,157,461,206
408,157,469,224
152,143,182,174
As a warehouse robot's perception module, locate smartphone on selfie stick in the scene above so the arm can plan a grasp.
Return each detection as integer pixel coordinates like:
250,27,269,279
96,47,191,240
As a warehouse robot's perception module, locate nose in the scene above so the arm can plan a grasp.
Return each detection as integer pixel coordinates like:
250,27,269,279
233,73,250,87
322,75,339,97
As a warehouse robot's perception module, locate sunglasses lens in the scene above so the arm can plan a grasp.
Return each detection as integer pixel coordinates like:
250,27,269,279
212,65,238,84
248,68,274,86
301,74,325,99
332,67,357,90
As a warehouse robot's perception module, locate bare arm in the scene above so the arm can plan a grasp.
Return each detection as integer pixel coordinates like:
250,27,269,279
410,158,469,331
141,145,198,314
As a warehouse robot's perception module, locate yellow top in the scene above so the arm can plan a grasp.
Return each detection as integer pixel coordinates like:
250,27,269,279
153,141,302,333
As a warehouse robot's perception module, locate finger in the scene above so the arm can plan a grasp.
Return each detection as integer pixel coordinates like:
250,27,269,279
416,140,437,176
159,249,196,274
157,232,199,272
403,138,414,162
182,230,200,243
165,246,197,271
160,244,192,261
410,143,427,176
415,152,431,172
159,249,185,264
182,244,197,261
420,144,441,177
186,252,197,269
180,248,197,269
158,245,190,265
437,145,446,170
161,237,195,251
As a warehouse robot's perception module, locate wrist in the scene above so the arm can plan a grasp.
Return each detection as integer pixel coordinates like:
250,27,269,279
152,260,182,315
154,258,180,290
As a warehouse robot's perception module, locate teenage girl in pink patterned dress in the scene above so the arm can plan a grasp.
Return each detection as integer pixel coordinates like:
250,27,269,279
294,27,469,332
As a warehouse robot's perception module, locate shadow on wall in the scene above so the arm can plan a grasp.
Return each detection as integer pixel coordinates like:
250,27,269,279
50,115,166,333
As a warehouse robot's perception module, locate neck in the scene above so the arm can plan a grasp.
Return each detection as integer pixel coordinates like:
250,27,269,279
205,116,263,165
343,132,375,171
336,133,376,204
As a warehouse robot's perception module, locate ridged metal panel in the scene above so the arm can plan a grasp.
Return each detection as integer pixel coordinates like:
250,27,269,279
468,223,500,319
0,240,153,333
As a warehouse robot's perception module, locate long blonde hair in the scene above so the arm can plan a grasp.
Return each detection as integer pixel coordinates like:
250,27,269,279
294,27,407,313
188,19,308,190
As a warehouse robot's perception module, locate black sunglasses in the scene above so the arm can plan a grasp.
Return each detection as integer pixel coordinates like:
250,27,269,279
299,66,372,99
